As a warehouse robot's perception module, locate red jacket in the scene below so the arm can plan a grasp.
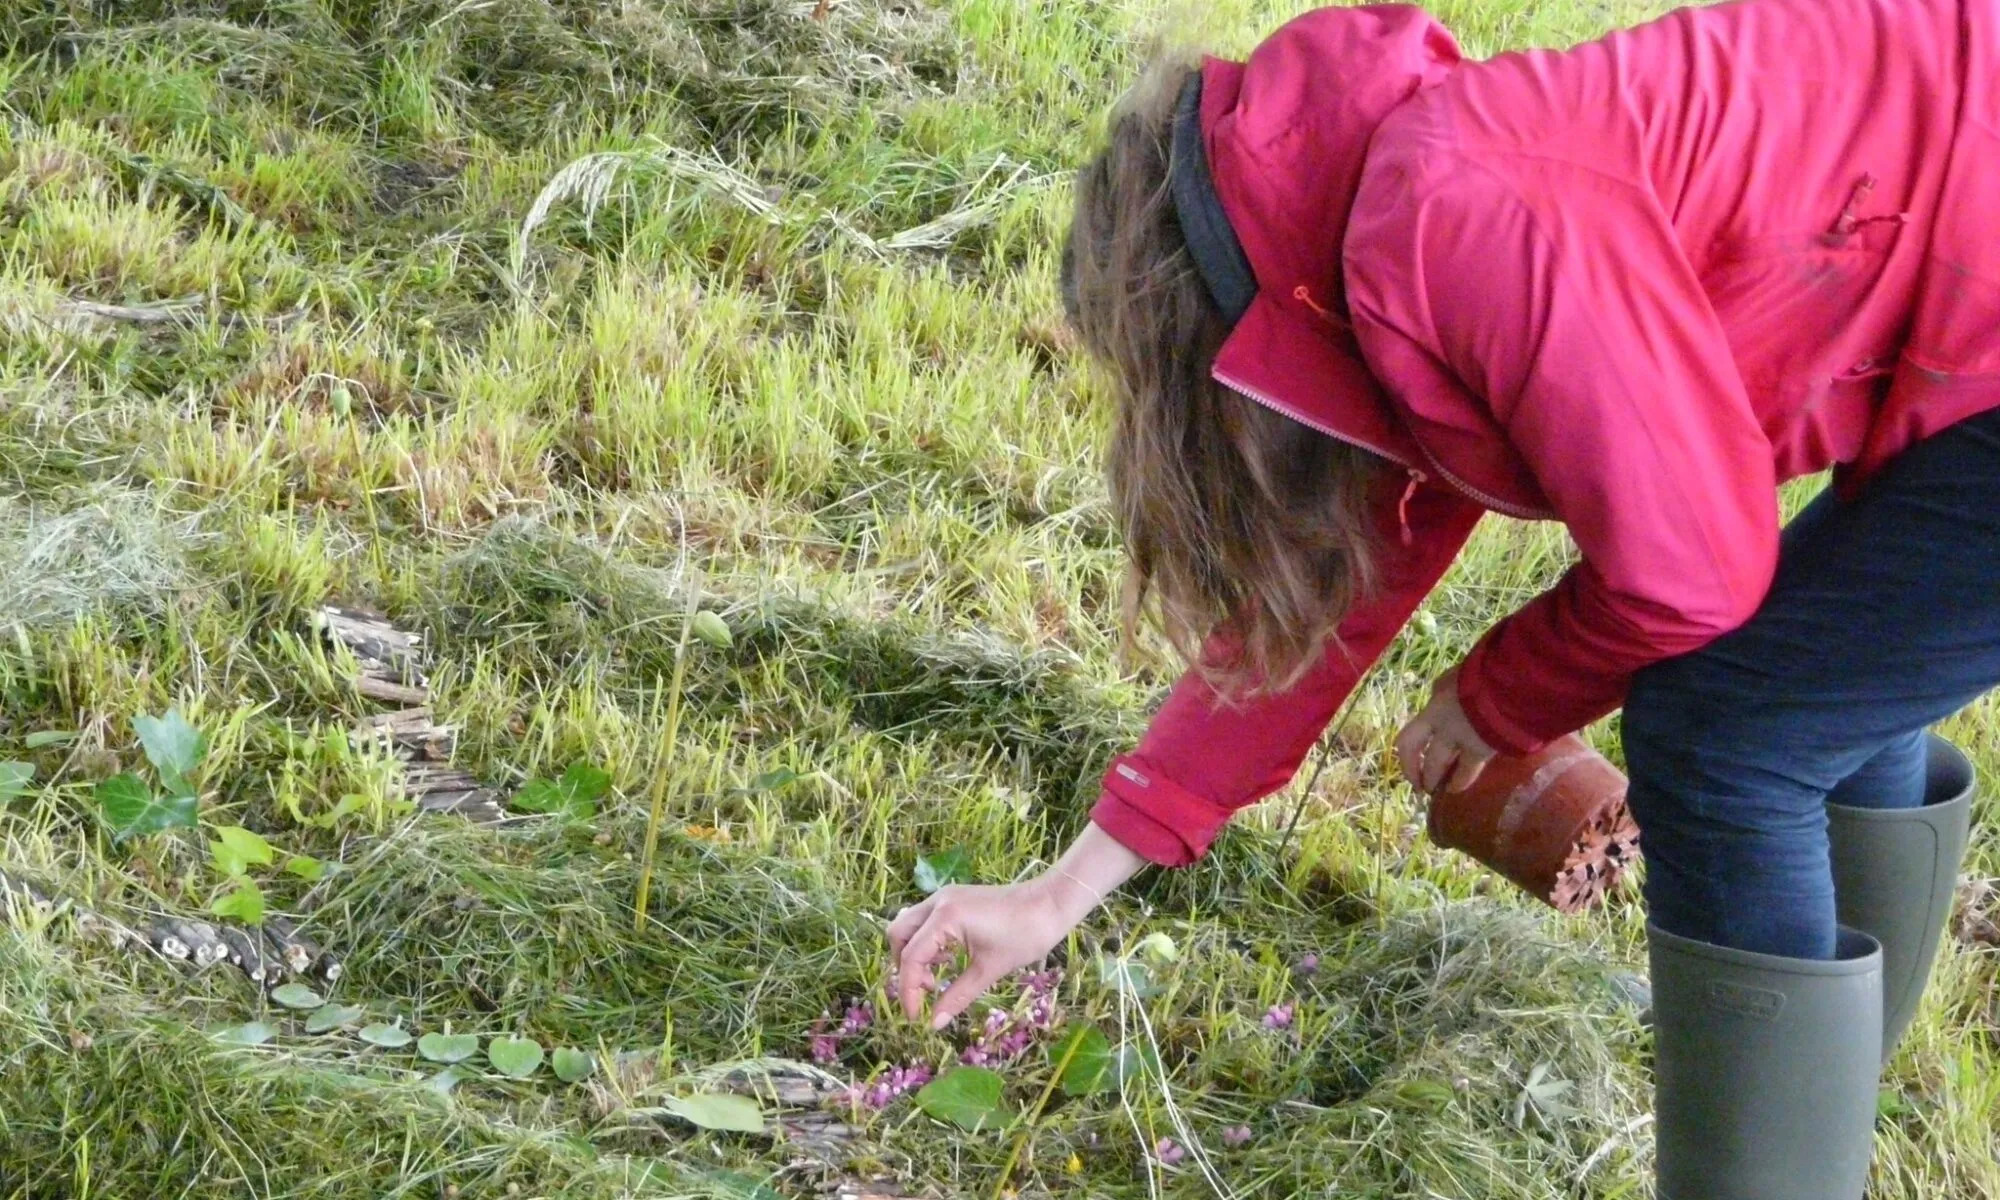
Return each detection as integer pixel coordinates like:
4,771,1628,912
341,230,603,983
1093,0,2000,866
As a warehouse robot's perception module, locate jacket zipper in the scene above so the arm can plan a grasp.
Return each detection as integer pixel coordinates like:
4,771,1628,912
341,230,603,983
1413,446,1552,520
1213,369,1412,468
1215,369,1553,521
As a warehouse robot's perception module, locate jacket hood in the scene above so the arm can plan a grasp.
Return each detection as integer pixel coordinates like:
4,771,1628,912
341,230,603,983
1196,5,1460,467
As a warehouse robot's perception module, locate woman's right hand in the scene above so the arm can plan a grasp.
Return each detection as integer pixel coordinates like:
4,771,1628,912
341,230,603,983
886,823,1147,1029
886,876,1086,1029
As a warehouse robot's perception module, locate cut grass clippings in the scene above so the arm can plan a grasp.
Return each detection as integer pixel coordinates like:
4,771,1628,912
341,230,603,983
0,0,1994,1197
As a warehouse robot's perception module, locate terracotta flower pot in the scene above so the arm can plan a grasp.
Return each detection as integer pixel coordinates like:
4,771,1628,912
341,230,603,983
1425,734,1641,913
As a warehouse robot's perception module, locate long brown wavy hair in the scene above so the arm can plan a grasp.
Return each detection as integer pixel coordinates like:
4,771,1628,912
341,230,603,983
1063,61,1385,695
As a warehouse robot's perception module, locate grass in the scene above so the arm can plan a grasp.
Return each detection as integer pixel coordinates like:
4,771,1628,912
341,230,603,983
0,0,1994,1196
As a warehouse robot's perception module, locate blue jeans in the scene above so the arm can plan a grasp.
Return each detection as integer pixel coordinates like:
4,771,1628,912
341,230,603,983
1623,408,2000,959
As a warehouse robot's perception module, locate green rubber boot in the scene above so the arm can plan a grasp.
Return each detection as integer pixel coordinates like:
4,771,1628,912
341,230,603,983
1827,732,1976,1058
1650,925,1884,1200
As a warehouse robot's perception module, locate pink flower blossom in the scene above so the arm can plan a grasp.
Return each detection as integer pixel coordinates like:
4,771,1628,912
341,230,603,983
1222,1125,1253,1148
1155,1137,1186,1166
1262,1004,1294,1030
839,1061,934,1110
841,1003,874,1034
1295,953,1320,977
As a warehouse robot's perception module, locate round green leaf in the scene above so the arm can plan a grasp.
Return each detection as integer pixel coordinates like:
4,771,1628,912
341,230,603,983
359,1022,413,1048
552,1046,596,1083
269,982,324,1010
305,1004,364,1034
486,1035,544,1078
662,1092,765,1133
212,1021,276,1047
915,1067,1012,1132
427,1066,467,1096
691,610,733,649
418,1032,480,1064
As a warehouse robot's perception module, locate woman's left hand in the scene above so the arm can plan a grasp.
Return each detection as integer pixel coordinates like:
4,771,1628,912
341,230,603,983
1394,666,1497,794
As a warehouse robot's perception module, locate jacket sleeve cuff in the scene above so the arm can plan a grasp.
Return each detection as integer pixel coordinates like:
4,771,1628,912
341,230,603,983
1087,754,1236,868
1454,639,1550,758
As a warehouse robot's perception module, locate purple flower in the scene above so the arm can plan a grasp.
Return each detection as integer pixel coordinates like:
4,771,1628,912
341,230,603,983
1262,1004,1294,1031
840,1061,934,1110
1295,953,1320,977
1021,969,1062,996
811,1033,840,1065
841,1003,874,1034
1222,1125,1253,1148
1155,1137,1186,1166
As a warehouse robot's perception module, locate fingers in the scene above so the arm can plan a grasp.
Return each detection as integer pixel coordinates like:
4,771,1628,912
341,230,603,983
1419,738,1458,794
885,895,934,962
1393,714,1430,789
896,907,955,1021
1443,749,1489,795
930,959,1004,1031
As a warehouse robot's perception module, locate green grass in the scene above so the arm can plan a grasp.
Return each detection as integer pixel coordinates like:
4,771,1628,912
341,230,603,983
0,0,1995,1196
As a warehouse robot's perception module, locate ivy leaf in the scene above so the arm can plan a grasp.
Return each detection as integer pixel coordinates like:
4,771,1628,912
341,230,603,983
208,880,265,925
487,1035,544,1078
915,1067,1012,1132
133,709,205,796
284,854,329,882
305,1004,364,1033
212,1020,276,1047
359,1022,412,1048
209,825,275,877
1133,931,1179,963
0,761,34,802
914,847,973,894
1049,1023,1114,1096
418,1032,480,1064
661,1092,765,1134
552,1046,596,1083
269,982,324,1010
511,763,611,820
95,773,197,840
427,1066,468,1096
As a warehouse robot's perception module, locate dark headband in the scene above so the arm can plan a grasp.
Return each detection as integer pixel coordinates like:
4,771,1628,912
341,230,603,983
1170,71,1258,327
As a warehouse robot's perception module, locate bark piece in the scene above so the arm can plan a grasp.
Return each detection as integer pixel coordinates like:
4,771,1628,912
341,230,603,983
315,605,429,704
216,925,276,987
403,763,505,824
357,707,457,762
150,918,230,968
266,915,342,983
